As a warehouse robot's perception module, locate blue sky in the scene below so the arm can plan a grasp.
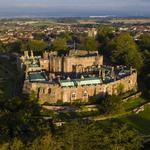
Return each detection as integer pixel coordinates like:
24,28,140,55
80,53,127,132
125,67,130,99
0,0,150,17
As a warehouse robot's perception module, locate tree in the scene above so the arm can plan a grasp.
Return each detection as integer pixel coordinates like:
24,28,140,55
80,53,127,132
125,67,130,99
117,83,125,95
97,25,114,51
140,33,150,50
28,40,47,52
97,25,114,43
51,37,67,51
108,32,143,70
4,41,21,53
0,42,5,53
59,32,72,42
100,95,123,114
80,37,99,51
57,121,143,150
140,50,150,97
9,138,24,150
19,39,48,52
33,32,46,41
0,94,49,142
28,133,62,150
0,93,143,150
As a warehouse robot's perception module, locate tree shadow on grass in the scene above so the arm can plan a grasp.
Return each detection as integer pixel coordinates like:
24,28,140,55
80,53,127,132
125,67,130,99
124,115,150,135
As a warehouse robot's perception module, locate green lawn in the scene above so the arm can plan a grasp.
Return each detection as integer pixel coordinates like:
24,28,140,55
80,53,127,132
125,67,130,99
123,97,146,111
96,97,150,135
119,105,150,135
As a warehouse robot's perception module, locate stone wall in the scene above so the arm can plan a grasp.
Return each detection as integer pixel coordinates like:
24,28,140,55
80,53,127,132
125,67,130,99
105,72,137,95
41,55,103,74
63,55,103,73
49,56,62,73
40,59,49,71
23,72,137,104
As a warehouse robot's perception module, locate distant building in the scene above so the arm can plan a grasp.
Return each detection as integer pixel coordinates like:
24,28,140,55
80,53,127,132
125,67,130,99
88,28,97,37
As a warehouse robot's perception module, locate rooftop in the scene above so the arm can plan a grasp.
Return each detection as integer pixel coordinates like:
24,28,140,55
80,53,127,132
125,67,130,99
29,72,46,82
60,77,103,87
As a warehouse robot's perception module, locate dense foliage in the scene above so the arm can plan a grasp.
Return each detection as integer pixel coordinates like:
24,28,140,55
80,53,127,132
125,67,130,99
51,37,67,51
139,33,150,97
80,37,99,51
0,40,48,53
100,95,124,114
57,122,143,150
107,32,143,70
0,95,49,141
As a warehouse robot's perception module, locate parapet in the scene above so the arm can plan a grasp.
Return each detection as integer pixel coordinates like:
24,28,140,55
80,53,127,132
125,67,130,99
68,49,99,57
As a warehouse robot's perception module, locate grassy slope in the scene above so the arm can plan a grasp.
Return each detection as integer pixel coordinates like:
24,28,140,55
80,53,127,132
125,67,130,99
119,105,150,135
123,97,146,111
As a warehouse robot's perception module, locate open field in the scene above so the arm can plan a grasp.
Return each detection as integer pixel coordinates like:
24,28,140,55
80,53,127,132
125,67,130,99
111,18,150,24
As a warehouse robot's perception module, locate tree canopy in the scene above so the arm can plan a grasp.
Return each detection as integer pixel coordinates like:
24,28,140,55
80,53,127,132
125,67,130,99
80,37,99,51
27,40,48,52
140,33,150,50
56,121,142,150
100,95,124,114
0,93,143,150
51,37,67,51
0,94,49,142
108,32,143,70
97,25,114,43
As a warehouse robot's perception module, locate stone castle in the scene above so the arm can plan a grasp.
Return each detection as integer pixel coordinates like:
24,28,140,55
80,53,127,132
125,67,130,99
20,50,137,104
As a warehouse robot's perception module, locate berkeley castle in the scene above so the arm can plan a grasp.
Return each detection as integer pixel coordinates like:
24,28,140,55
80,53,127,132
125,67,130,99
20,50,137,104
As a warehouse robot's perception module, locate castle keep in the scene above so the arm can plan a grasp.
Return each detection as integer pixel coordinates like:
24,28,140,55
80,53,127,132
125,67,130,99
20,50,137,104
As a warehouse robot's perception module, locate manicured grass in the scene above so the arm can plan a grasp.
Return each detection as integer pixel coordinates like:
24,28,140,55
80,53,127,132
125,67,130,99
119,105,150,135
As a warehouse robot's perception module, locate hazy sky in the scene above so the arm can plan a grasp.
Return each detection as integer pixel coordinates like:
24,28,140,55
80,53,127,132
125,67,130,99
0,0,150,17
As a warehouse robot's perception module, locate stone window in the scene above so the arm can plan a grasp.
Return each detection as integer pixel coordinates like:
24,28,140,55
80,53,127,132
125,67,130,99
48,88,51,94
39,88,45,94
82,91,88,101
83,91,88,97
71,92,76,100
128,80,132,85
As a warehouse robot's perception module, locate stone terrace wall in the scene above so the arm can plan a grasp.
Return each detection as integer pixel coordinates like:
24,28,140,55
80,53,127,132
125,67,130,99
23,72,137,104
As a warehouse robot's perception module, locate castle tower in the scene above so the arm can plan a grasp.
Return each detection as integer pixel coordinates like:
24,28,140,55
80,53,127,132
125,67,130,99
31,50,34,59
24,51,29,59
130,66,133,74
111,67,115,79
88,27,97,38
43,51,49,59
101,68,105,80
